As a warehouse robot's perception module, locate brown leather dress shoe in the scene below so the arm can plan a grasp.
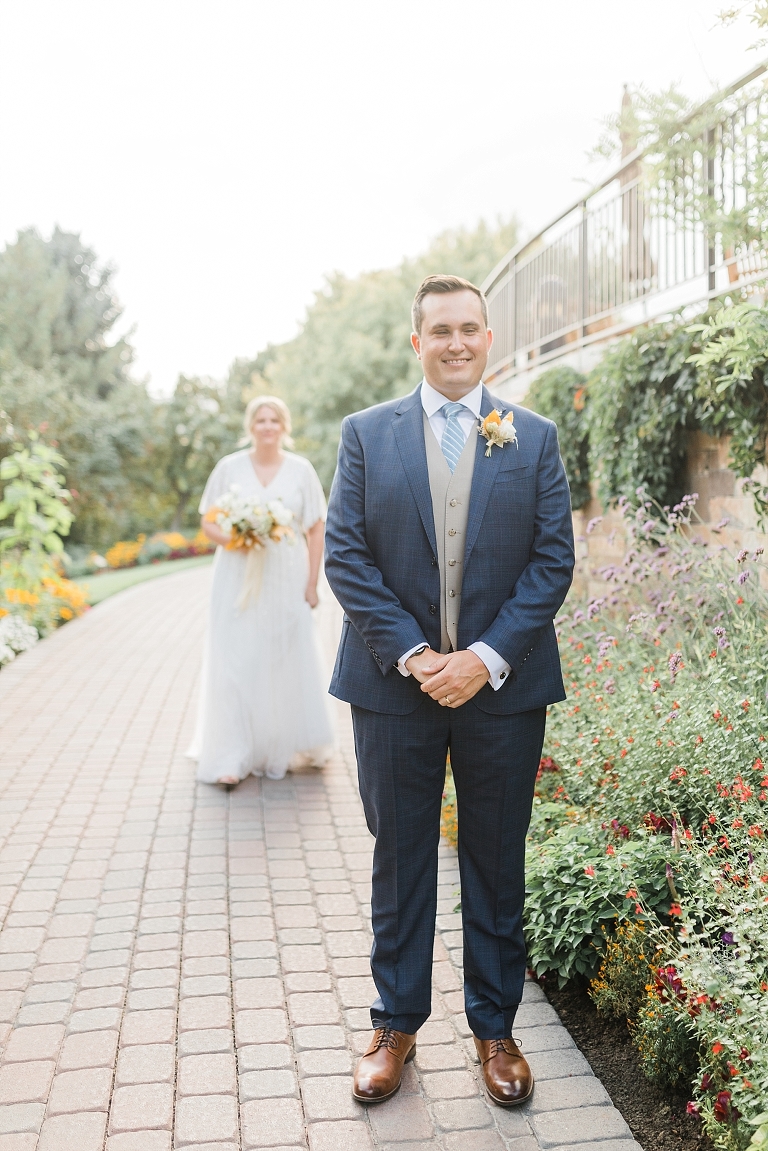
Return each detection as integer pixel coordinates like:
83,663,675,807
474,1037,534,1106
352,1027,417,1102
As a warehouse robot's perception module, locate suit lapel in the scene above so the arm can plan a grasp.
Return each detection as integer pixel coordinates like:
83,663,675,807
392,387,438,557
464,387,508,565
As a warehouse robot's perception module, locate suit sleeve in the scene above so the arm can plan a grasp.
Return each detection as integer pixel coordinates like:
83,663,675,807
475,420,574,673
325,416,428,675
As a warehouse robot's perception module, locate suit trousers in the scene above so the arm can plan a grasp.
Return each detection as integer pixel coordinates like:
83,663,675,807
351,696,546,1039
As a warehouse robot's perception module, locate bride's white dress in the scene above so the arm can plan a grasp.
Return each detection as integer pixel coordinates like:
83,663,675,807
187,449,334,783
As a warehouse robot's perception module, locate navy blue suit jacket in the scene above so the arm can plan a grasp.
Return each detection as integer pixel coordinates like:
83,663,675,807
324,384,575,716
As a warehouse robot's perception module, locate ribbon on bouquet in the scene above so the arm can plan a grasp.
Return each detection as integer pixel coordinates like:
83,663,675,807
238,543,267,610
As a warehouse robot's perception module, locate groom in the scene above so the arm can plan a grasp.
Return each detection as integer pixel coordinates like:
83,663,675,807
324,275,574,1107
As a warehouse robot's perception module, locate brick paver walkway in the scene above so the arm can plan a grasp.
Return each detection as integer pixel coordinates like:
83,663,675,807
0,566,642,1151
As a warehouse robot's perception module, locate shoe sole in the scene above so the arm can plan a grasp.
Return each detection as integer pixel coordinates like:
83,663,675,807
485,1075,535,1107
352,1044,416,1103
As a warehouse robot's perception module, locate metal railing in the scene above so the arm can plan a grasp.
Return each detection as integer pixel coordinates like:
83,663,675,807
483,61,768,388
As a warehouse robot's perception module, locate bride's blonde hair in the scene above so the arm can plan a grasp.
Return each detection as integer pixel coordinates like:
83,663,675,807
243,395,294,450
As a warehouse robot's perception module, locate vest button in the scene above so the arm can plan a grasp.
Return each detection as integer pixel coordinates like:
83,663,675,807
448,529,456,536
429,604,438,615
450,499,458,507
448,559,456,566
449,590,456,597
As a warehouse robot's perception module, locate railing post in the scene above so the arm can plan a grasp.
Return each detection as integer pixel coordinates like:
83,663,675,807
580,200,588,339
706,126,716,293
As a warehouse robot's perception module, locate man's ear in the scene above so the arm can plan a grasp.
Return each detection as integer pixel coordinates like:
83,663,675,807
411,332,421,359
486,328,493,352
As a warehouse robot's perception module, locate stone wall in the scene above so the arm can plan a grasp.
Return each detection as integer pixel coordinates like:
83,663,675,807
569,431,768,601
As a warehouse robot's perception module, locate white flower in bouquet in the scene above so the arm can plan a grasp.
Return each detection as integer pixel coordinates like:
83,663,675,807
204,486,295,552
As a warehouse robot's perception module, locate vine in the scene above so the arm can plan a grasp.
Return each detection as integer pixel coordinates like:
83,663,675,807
524,365,590,509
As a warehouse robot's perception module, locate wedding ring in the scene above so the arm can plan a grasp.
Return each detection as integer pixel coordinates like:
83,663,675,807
444,696,452,705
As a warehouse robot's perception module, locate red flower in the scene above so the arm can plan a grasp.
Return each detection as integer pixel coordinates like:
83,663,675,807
712,1041,724,1054
701,1073,713,1091
709,650,717,658
584,865,595,877
737,596,744,604
668,903,682,916
606,844,615,856
713,1090,735,1123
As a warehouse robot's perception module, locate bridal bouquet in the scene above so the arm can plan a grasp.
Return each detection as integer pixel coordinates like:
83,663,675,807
204,485,294,606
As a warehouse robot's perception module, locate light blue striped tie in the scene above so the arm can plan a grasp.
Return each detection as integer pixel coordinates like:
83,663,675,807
440,402,466,473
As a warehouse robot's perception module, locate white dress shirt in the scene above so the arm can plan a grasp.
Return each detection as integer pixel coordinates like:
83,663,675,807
396,380,512,692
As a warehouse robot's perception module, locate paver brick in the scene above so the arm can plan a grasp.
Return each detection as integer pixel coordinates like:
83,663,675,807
0,1103,46,1135
301,1075,361,1120
530,1106,634,1147
239,1043,293,1070
240,1068,298,1098
236,1008,289,1045
308,1119,374,1151
178,994,231,1031
178,1052,237,1095
119,1008,176,1045
367,1094,434,1142
58,1028,118,1069
3,1023,64,1061
0,1060,55,1103
37,1111,107,1150
175,1094,239,1144
106,1133,172,1151
421,1069,478,1099
178,1028,235,1056
115,1043,175,1085
241,1096,305,1147
431,1097,495,1131
48,1067,113,1113
527,1073,613,1112
109,1082,174,1132
234,978,284,1010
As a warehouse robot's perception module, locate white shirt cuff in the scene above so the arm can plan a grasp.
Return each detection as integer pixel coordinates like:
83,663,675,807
397,643,427,677
469,642,511,691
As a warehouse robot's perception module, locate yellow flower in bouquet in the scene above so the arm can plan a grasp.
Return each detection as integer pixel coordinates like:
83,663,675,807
204,486,295,608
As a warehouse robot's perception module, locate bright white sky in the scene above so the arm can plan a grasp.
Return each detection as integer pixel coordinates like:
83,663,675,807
0,0,760,395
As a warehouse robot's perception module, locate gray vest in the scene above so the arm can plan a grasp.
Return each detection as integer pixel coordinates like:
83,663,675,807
423,411,477,653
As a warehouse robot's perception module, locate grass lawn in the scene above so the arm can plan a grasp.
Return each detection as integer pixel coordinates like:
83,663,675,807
76,555,214,605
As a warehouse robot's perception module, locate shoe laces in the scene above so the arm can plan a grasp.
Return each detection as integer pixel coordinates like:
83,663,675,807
489,1037,522,1058
371,1027,401,1052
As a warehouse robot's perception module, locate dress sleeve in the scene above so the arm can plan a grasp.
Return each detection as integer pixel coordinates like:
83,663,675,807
198,458,230,515
300,460,327,530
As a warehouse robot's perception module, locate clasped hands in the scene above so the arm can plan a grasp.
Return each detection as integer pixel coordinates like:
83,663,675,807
405,647,489,708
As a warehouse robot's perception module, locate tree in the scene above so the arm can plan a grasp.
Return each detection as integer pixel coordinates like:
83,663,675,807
0,229,159,545
159,375,243,529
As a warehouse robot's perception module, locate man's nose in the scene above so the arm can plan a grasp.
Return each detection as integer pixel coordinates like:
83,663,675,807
447,329,465,351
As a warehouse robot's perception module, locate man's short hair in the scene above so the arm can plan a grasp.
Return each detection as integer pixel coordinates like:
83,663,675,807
411,274,488,335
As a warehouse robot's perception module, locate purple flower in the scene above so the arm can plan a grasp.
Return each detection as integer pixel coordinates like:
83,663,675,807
736,549,748,563
604,677,616,695
642,520,655,534
668,653,684,681
721,931,735,946
586,517,602,535
737,570,750,585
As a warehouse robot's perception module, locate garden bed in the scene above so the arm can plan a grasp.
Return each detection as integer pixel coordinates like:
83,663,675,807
545,979,714,1151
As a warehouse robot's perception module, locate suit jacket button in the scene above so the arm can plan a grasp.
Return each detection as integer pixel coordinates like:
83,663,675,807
450,499,458,507
429,605,437,615
448,529,456,536
448,559,456,567
448,590,456,598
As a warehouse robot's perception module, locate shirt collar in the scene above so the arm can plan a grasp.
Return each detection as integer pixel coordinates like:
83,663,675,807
420,378,485,419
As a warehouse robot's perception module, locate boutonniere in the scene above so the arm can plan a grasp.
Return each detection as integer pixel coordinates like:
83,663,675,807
479,409,518,457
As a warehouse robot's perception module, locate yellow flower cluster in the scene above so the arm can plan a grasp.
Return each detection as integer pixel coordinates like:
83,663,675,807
105,538,145,569
41,577,88,621
4,588,41,607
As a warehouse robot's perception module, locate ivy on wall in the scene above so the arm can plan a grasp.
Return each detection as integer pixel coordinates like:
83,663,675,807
524,365,591,510
525,301,768,522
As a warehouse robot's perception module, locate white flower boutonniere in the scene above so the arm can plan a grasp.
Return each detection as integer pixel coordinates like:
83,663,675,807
479,409,518,457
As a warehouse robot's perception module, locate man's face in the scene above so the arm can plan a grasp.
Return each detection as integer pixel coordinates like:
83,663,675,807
411,290,493,398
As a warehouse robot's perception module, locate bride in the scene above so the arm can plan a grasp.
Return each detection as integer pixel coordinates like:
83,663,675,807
188,395,333,785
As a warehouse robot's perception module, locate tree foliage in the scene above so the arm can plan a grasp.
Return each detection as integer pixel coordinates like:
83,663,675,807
0,228,160,545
